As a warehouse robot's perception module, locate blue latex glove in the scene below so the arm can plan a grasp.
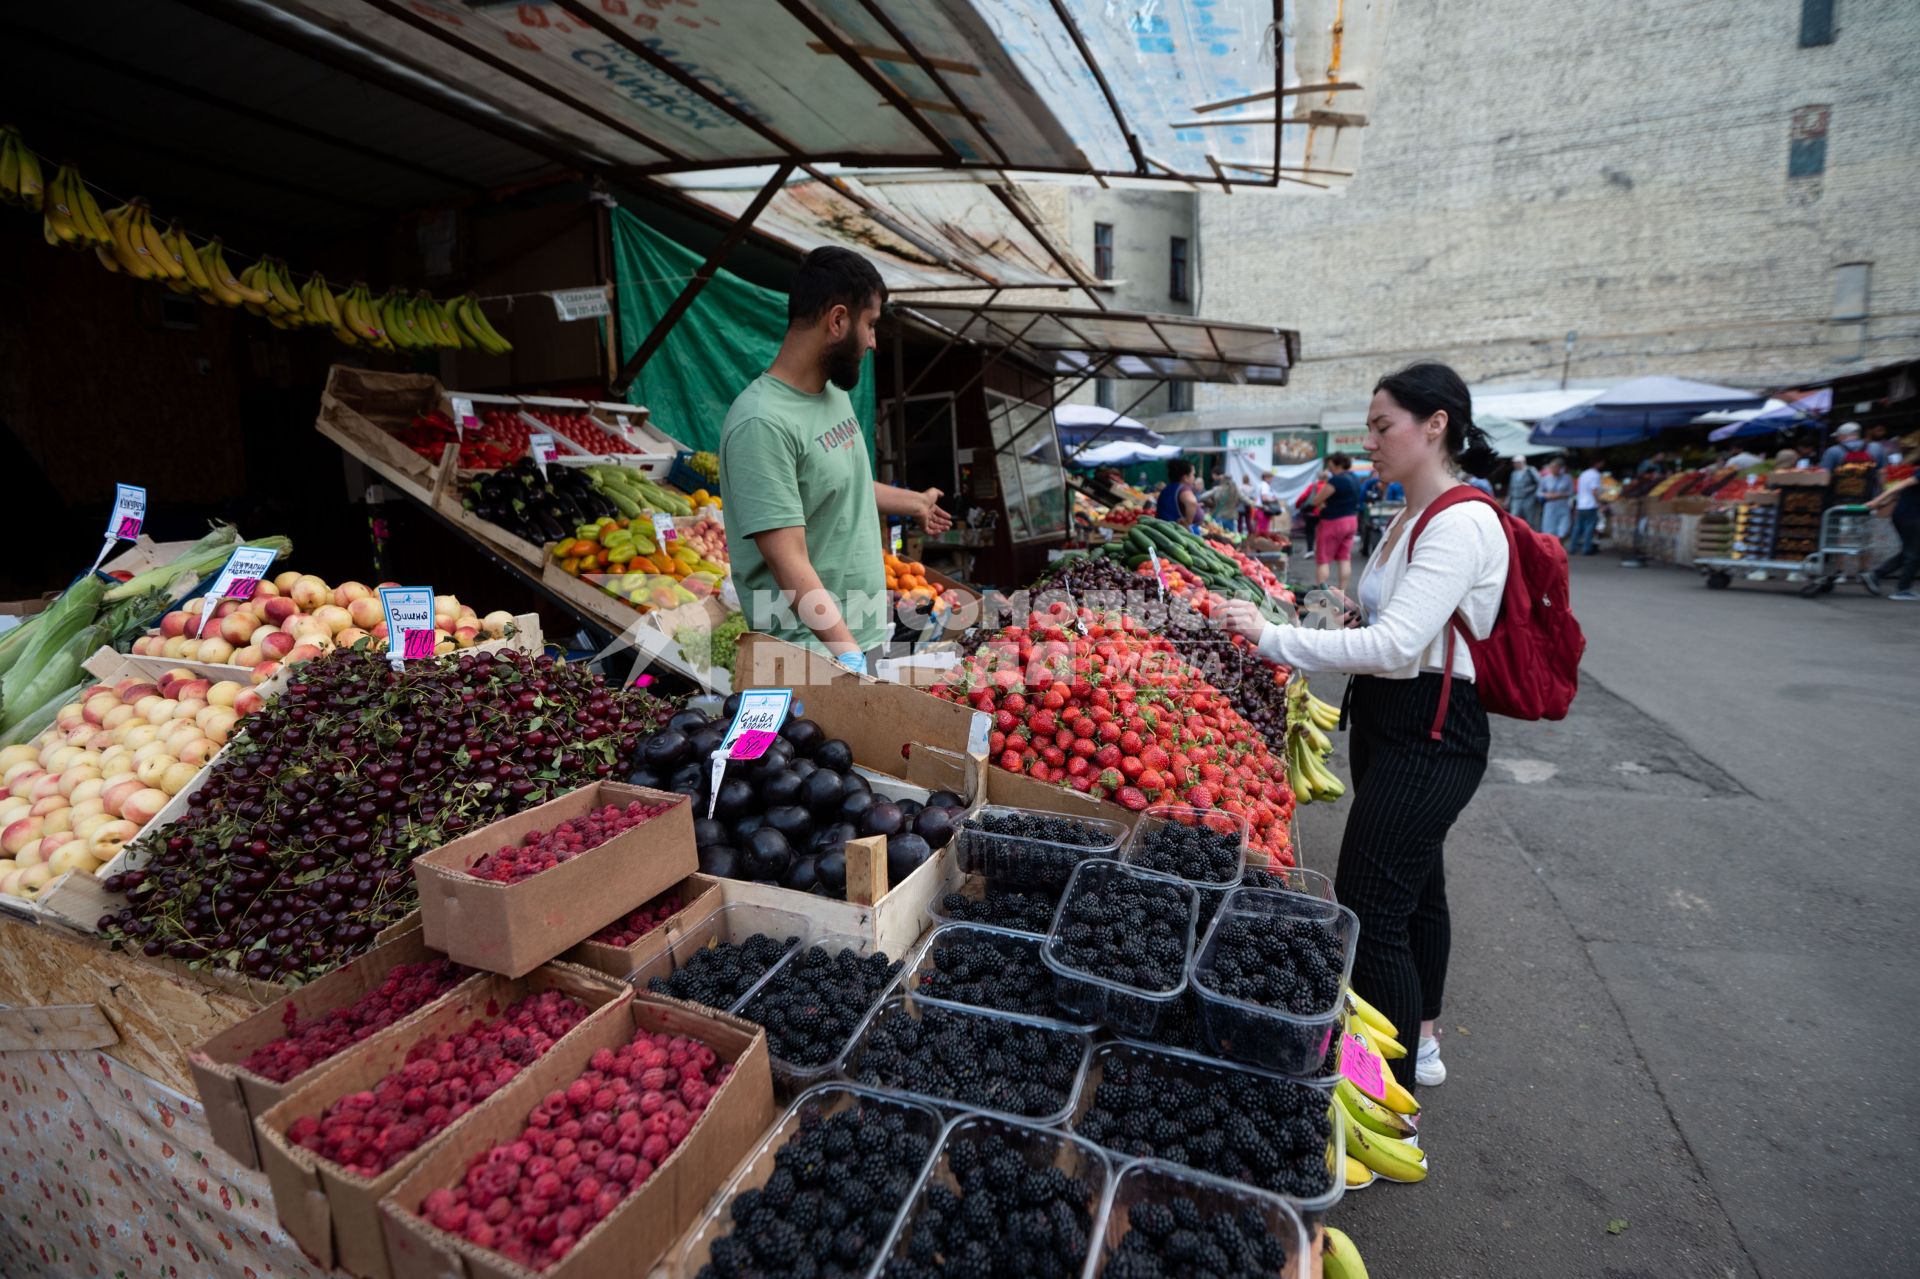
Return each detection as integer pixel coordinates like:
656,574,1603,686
835,649,867,676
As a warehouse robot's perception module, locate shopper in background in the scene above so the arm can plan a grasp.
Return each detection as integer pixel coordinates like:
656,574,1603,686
1864,473,1920,601
1297,468,1332,560
1200,467,1243,531
1538,457,1574,542
1635,450,1672,477
1156,459,1202,528
1252,470,1279,537
1507,456,1541,528
1820,422,1874,471
1211,361,1509,1094
1313,454,1367,589
1569,457,1604,555
719,247,951,672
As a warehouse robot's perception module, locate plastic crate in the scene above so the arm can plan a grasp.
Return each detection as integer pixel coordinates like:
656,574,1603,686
840,992,1094,1126
1121,803,1250,888
1191,886,1359,1075
1042,859,1198,1038
1088,1159,1309,1279
674,1083,943,1279
670,450,714,495
631,900,811,1014
1066,1040,1344,1224
953,805,1130,890
736,928,909,1098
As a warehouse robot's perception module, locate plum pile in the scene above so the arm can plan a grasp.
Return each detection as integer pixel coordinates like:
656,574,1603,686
285,989,588,1176
418,1027,731,1269
627,700,961,895
241,957,471,1082
97,650,642,983
883,1129,1097,1279
470,799,671,884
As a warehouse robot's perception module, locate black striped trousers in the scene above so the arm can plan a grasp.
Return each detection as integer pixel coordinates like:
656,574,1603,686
1334,672,1490,1093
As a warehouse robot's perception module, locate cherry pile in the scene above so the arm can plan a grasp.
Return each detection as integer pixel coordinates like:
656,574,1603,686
241,958,471,1083
97,650,643,984
285,990,588,1176
470,800,672,884
417,1027,732,1269
586,891,685,948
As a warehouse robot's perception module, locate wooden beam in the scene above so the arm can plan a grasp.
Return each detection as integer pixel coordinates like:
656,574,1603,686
1190,81,1362,114
774,0,962,163
806,41,982,76
853,0,1010,167
1047,0,1148,175
987,183,1107,310
0,1004,118,1053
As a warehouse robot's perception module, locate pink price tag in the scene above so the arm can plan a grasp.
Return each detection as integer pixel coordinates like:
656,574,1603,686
227,577,260,602
402,628,435,660
1339,1031,1387,1100
729,728,780,761
115,515,141,541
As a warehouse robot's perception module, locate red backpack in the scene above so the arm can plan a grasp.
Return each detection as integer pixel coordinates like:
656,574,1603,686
1408,487,1586,740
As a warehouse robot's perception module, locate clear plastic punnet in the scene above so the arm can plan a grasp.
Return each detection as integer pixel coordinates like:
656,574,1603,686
630,900,811,1014
1121,803,1250,887
839,991,1095,1126
924,871,1063,936
1083,1158,1310,1279
673,1083,943,1279
879,1112,1115,1278
1191,886,1359,1075
1042,858,1198,1038
953,804,1130,889
900,921,1090,1027
738,928,910,1098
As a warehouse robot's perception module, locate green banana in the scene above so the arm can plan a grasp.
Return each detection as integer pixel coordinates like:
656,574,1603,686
1323,1227,1369,1279
1336,1078,1418,1140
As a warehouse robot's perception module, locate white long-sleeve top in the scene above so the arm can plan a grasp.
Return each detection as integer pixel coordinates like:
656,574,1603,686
1256,491,1510,680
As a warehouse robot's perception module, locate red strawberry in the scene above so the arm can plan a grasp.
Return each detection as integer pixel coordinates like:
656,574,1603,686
1042,745,1066,767
995,710,1017,732
1185,784,1215,809
1119,730,1144,755
999,749,1024,771
1120,757,1145,781
1066,756,1091,778
1095,744,1121,768
1071,717,1096,740
1070,737,1097,758
1116,786,1149,811
1138,768,1166,793
1097,768,1123,792
1097,722,1122,744
1029,709,1057,738
1140,744,1171,771
989,731,1007,755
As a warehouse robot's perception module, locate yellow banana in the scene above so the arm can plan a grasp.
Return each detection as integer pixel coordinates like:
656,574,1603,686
452,294,513,355
1377,1071,1420,1115
203,240,266,305
43,166,83,245
0,132,21,206
13,139,47,212
300,273,335,327
1345,987,1399,1042
136,205,185,280
1323,1227,1370,1279
261,257,303,316
1342,1154,1375,1189
1299,718,1333,756
317,275,347,330
1350,1013,1406,1061
1340,1106,1427,1183
94,244,121,274
163,222,212,292
103,204,158,279
1336,1078,1418,1140
70,172,108,245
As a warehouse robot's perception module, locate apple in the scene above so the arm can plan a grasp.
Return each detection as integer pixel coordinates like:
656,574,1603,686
251,661,282,685
291,575,331,611
88,819,139,860
233,689,264,717
2,815,45,855
123,788,169,826
220,612,257,646
482,610,515,638
262,595,299,626
348,597,384,630
334,580,373,606
314,604,352,636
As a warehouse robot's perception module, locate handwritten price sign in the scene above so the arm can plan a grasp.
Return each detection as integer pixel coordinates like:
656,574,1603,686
707,689,793,817
380,586,435,664
196,544,281,636
1339,1031,1388,1101
528,432,555,480
89,483,148,574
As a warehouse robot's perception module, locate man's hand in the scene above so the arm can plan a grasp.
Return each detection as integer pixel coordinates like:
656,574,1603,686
918,488,954,534
1211,598,1268,645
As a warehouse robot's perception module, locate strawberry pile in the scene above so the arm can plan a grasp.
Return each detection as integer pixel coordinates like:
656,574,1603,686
470,801,672,884
242,958,471,1083
416,1028,731,1268
587,891,685,948
935,604,1295,864
284,990,588,1176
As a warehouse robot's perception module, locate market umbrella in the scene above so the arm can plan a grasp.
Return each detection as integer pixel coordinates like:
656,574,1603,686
1476,414,1563,458
1706,388,1831,441
1528,376,1767,448
1066,441,1185,468
1052,404,1165,446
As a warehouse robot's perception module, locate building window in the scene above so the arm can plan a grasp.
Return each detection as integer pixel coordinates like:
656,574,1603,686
1167,381,1192,412
1800,0,1835,46
1169,237,1190,302
1095,378,1115,410
1788,105,1829,177
1832,263,1870,321
1093,222,1114,279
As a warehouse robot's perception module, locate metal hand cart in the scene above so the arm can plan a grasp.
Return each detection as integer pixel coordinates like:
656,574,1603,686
1694,504,1875,596
1362,500,1404,559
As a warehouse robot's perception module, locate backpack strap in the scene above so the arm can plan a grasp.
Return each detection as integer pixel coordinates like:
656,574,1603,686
1407,486,1501,742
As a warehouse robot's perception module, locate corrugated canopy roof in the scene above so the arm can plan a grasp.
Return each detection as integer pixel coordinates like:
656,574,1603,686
250,0,1383,190
897,301,1299,385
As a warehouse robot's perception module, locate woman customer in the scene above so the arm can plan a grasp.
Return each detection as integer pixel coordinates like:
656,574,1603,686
1212,362,1509,1094
1537,458,1573,542
1156,460,1201,529
1313,453,1368,590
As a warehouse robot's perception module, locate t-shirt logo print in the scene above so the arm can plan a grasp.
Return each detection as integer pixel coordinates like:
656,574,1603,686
815,418,861,453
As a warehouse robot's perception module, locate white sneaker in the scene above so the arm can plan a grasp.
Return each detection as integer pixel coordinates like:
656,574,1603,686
1415,1034,1447,1087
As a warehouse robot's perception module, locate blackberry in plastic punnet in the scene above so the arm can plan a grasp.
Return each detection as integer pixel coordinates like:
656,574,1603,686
853,1003,1082,1119
936,884,1060,934
883,1130,1096,1279
1202,915,1345,1015
915,929,1056,1019
698,1105,932,1279
1054,870,1191,993
1105,1196,1295,1279
648,933,796,1010
958,810,1116,888
1129,819,1242,885
742,944,903,1067
1073,1052,1333,1200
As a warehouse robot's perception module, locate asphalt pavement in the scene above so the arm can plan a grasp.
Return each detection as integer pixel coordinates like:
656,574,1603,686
1287,546,1919,1278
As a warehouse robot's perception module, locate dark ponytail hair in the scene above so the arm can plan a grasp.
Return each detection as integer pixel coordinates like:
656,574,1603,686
1374,361,1501,479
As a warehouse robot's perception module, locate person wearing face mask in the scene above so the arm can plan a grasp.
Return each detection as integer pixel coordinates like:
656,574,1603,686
718,248,951,672
1212,362,1510,1096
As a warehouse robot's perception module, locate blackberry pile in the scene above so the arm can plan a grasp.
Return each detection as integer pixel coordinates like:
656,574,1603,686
1074,1054,1332,1199
698,1104,932,1279
915,930,1055,1019
1200,914,1344,1015
1129,820,1242,884
1052,869,1192,992
648,933,796,1010
937,885,1060,934
960,811,1113,888
883,1131,1095,1279
1104,1196,1295,1279
853,1005,1082,1118
742,945,903,1067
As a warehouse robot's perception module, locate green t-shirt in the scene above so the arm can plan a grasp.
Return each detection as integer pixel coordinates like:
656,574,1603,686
718,374,887,654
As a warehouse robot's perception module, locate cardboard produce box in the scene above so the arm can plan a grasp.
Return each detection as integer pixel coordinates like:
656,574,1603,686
190,929,483,1171
379,996,777,1279
414,783,697,979
558,875,725,981
256,963,630,1279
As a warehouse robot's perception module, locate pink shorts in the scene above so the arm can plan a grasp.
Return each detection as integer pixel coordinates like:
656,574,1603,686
1316,514,1358,562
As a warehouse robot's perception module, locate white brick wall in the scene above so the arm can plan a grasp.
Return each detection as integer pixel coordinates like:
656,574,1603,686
1196,0,1920,421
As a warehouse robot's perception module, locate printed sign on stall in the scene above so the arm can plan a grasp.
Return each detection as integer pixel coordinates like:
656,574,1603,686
196,544,282,636
450,396,475,440
707,688,794,817
549,287,611,322
379,586,435,664
89,483,147,574
528,432,555,480
653,514,677,554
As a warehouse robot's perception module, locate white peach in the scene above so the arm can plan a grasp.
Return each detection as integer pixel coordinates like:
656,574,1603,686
123,788,168,826
88,819,138,859
290,576,330,611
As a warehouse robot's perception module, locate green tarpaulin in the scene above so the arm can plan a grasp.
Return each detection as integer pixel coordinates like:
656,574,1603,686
611,209,875,461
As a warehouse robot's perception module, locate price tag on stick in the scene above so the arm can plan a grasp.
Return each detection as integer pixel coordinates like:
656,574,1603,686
449,397,475,441
653,514,677,554
196,544,281,637
707,688,793,818
1147,544,1167,602
379,586,436,665
89,483,147,574
528,432,555,480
